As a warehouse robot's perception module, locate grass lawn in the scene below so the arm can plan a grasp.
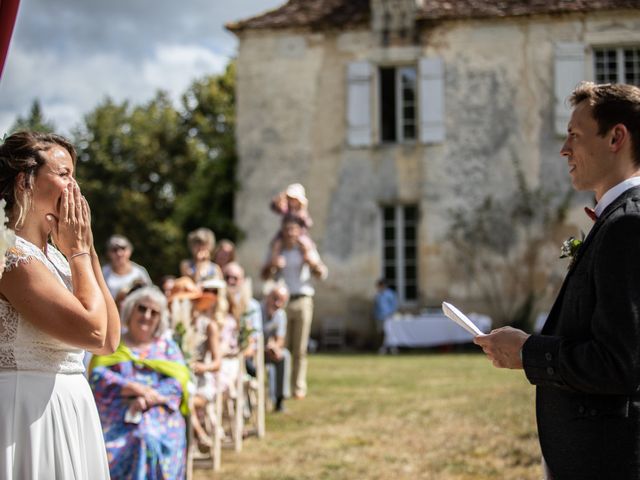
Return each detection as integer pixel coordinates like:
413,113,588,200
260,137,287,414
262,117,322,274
196,352,541,480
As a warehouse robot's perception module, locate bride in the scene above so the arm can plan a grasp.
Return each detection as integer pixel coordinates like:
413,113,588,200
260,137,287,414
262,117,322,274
0,131,120,478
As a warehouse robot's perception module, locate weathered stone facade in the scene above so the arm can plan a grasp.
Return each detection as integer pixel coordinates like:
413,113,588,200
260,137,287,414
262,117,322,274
230,3,640,345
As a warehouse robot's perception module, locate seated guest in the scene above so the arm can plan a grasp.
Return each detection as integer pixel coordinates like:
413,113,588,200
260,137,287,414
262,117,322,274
90,286,189,479
261,283,292,412
213,239,236,271
224,261,262,343
160,274,176,299
114,278,147,311
102,234,152,298
180,228,222,283
184,277,225,447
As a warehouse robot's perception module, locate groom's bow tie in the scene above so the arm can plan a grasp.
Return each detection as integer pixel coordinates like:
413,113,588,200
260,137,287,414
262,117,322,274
584,206,597,222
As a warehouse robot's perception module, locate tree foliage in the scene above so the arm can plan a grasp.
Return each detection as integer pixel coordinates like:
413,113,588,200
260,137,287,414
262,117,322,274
10,100,56,133
70,63,239,281
175,62,239,238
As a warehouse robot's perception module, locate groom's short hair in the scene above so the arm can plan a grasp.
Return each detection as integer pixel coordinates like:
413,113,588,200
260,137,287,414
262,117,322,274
569,82,640,167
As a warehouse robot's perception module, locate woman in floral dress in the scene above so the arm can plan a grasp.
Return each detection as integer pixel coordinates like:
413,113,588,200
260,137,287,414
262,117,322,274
90,286,189,479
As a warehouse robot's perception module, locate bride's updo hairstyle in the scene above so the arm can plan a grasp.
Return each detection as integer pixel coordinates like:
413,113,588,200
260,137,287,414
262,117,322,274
0,131,76,229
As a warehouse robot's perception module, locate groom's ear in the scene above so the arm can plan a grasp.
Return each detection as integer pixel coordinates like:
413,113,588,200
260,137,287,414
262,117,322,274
609,124,628,151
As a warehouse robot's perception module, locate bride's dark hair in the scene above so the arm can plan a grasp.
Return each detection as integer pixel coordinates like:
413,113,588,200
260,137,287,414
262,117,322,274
0,131,76,229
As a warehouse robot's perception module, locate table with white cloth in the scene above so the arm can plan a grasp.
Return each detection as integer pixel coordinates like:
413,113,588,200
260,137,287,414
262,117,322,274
383,312,492,348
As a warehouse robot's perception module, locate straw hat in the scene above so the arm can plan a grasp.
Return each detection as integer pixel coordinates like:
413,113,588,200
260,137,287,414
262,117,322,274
195,277,226,311
168,276,202,303
201,277,226,291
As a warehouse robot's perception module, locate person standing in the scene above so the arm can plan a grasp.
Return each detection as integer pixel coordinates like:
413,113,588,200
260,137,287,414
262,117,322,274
0,131,120,478
373,278,398,354
262,217,327,399
475,82,640,479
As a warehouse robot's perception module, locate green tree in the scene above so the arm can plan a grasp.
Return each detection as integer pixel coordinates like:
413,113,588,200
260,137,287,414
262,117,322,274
73,64,240,281
10,99,56,133
175,62,240,240
74,93,196,280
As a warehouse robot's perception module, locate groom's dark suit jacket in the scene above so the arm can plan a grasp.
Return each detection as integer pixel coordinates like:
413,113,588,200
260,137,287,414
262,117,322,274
523,185,640,480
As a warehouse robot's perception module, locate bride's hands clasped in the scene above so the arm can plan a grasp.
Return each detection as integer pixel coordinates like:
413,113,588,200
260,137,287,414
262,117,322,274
47,181,93,259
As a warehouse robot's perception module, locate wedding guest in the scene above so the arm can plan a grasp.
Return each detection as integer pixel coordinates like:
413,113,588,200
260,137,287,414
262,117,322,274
160,274,176,299
224,261,262,349
180,227,222,283
213,239,236,270
224,261,262,383
114,277,147,311
0,131,119,477
373,278,398,354
90,286,189,479
169,276,224,448
101,234,152,298
261,217,327,399
261,283,291,412
268,183,315,268
475,82,640,479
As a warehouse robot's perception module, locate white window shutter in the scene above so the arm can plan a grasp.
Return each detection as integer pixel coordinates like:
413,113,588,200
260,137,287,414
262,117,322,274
418,57,445,144
346,61,372,147
554,42,586,136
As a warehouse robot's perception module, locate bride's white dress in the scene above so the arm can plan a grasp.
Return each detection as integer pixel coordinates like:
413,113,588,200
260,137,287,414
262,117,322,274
0,236,110,479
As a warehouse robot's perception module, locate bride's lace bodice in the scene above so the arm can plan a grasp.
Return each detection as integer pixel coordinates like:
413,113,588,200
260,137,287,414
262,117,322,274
0,236,85,373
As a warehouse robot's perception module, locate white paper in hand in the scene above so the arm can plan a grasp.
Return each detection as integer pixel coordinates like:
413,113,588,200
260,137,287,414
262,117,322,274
441,301,484,337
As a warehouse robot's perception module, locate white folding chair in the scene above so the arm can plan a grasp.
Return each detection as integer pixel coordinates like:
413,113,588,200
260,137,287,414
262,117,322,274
243,332,266,439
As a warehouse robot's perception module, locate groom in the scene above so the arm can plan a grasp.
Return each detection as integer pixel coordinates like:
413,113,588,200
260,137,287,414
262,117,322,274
475,82,640,479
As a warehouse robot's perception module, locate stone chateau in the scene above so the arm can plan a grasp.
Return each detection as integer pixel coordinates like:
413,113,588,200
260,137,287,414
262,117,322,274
228,0,640,345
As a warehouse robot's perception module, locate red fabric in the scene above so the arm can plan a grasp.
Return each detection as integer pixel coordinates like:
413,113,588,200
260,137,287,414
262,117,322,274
0,0,21,80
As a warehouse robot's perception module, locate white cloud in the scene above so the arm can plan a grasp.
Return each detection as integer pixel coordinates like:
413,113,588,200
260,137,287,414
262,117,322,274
0,0,284,136
0,43,229,135
141,44,229,99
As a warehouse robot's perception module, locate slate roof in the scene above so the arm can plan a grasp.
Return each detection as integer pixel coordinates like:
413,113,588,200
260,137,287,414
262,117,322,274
226,0,640,32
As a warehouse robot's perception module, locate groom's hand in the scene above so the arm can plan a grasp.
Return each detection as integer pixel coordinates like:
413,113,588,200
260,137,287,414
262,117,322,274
474,327,530,369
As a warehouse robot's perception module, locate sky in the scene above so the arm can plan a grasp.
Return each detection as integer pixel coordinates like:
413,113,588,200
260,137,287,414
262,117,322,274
0,0,284,135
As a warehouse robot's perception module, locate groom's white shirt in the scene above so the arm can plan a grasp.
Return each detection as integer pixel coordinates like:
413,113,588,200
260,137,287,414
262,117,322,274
594,176,640,218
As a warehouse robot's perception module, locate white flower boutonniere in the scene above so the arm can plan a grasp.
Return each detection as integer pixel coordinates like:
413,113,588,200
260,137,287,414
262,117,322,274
559,233,585,269
0,199,16,279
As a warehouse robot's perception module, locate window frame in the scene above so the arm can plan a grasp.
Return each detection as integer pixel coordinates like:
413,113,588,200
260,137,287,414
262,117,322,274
378,64,418,145
381,204,419,306
592,45,640,85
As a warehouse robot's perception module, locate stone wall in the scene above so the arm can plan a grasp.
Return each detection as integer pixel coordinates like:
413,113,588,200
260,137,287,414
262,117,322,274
234,11,640,345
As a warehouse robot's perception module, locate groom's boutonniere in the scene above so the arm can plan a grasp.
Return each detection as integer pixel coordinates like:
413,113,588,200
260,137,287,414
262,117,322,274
559,233,585,268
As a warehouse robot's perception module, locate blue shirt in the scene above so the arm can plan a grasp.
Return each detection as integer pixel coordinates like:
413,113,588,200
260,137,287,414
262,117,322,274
374,288,398,322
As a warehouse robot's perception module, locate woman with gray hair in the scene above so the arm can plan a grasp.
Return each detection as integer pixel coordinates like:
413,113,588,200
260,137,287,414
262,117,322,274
89,286,190,479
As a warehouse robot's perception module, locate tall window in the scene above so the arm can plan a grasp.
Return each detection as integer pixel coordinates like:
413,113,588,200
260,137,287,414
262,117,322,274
382,204,418,304
594,47,640,85
379,66,417,143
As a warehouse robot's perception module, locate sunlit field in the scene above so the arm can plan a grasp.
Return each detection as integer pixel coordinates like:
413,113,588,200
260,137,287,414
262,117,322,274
196,352,541,480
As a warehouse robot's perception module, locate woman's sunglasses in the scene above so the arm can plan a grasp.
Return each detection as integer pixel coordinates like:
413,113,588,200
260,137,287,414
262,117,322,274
136,304,161,318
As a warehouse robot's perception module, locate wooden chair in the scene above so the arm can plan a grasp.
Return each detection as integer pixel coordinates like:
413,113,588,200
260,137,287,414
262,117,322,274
243,332,266,439
216,353,245,453
185,373,224,479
